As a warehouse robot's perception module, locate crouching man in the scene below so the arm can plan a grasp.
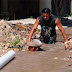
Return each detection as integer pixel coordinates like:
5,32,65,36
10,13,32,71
26,8,69,51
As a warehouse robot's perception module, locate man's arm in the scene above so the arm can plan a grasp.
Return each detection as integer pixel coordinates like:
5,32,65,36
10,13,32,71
26,18,39,42
55,18,68,42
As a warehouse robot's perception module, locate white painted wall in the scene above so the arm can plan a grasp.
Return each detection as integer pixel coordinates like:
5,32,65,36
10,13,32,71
39,0,51,14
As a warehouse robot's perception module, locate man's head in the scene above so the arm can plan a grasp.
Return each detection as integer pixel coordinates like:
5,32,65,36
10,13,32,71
42,8,51,20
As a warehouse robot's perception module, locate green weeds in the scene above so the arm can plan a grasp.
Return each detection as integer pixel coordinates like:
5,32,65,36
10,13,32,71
5,37,20,48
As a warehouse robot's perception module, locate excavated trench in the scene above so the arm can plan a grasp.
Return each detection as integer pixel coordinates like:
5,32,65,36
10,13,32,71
0,27,72,72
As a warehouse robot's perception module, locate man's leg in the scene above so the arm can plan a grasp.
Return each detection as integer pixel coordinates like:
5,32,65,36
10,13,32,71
40,26,47,43
47,35,56,44
40,35,44,42
40,26,56,44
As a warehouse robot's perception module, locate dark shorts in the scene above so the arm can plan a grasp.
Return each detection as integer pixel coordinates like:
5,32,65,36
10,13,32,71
40,35,56,44
40,26,56,44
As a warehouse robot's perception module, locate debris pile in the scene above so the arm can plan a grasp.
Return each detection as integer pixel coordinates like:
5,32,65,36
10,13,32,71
0,20,41,51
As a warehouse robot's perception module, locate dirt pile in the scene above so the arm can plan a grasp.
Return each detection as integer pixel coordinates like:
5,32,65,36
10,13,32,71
0,20,40,52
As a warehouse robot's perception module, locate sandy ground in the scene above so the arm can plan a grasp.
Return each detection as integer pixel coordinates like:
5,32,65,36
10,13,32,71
0,27,72,72
0,18,72,72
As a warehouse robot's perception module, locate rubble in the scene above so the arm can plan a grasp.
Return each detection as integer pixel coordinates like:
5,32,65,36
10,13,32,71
0,19,41,53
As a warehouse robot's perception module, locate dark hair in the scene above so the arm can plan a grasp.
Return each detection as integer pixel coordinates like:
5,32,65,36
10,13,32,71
42,8,50,14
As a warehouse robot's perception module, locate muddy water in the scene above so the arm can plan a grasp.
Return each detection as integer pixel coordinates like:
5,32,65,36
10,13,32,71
1,27,72,72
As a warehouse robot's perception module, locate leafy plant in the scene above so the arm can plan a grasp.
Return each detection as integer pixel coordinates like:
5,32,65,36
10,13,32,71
4,41,12,44
3,17,9,21
12,37,20,46
4,37,20,48
65,12,72,17
6,34,10,38
30,16,33,18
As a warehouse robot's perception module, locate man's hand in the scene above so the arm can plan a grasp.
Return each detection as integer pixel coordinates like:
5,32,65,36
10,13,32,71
26,39,30,43
64,39,72,50
64,41,70,50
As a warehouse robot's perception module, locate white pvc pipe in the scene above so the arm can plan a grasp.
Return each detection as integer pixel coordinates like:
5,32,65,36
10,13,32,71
0,50,15,69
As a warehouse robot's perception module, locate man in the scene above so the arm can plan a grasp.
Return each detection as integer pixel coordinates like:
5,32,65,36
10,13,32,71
26,8,68,51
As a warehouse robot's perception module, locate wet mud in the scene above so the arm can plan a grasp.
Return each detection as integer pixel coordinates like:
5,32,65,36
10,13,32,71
0,27,72,72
